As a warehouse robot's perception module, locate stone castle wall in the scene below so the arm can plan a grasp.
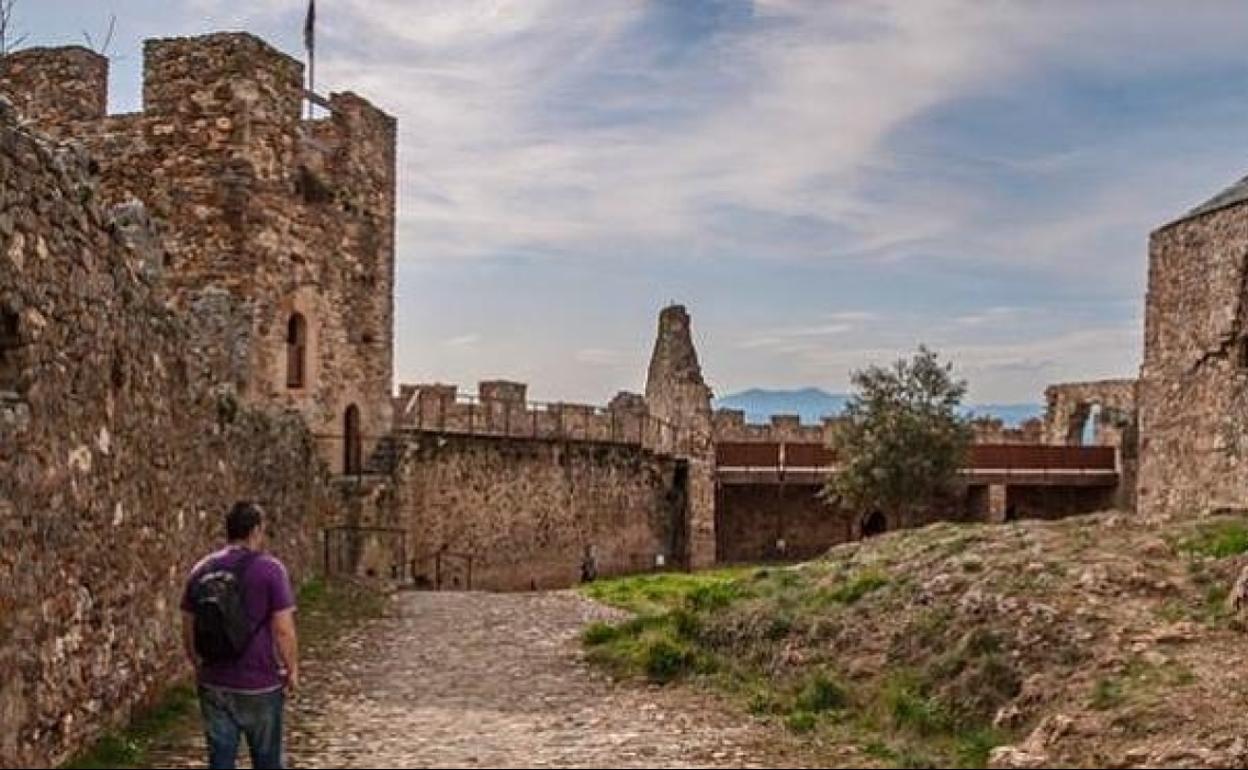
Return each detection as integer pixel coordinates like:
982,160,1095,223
0,34,397,473
712,409,832,444
715,484,849,563
382,434,689,591
1138,200,1248,517
393,381,687,452
1044,379,1137,447
0,101,333,767
970,417,1045,445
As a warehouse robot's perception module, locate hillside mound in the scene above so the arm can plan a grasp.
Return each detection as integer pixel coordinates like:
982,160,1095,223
583,511,1248,768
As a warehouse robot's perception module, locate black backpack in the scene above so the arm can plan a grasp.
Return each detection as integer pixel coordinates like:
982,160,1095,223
190,550,260,664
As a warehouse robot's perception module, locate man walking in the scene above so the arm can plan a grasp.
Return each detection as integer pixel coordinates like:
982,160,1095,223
182,501,299,770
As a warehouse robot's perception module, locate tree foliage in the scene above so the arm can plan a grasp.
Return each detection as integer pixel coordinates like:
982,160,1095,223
825,346,972,518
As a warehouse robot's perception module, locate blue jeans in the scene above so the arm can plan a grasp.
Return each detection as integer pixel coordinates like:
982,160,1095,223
198,685,285,769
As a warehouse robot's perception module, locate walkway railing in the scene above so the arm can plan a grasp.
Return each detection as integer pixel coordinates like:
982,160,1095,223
715,441,1119,477
322,525,408,580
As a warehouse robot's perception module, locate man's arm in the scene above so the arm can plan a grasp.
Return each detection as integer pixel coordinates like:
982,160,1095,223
180,610,198,670
272,608,299,691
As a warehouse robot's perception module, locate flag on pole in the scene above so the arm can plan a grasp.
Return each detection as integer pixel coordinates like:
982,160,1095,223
304,0,317,116
304,0,316,56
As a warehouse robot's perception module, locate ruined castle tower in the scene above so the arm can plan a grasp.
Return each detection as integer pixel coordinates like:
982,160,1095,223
0,33,397,474
1138,177,1248,516
644,304,717,567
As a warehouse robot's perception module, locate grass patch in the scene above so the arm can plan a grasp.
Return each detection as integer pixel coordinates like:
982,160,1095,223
826,570,889,605
62,685,198,769
883,674,955,737
1179,521,1248,559
581,564,1006,768
581,621,620,646
1090,676,1124,710
583,568,755,615
795,672,849,713
786,710,817,733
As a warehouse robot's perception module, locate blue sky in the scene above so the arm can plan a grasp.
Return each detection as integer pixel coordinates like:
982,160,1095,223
14,1,1248,404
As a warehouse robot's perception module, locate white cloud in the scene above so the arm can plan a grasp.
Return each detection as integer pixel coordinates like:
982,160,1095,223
131,1,1248,401
443,333,481,348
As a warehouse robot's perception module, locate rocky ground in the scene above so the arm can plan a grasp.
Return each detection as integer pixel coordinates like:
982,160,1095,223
583,511,1248,768
143,591,814,768
138,511,1248,769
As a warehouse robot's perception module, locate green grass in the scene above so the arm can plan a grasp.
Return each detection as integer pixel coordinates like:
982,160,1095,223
786,710,818,733
826,570,889,605
795,672,849,713
1090,676,1125,710
581,568,756,615
581,565,1010,768
1087,656,1198,714
1179,521,1248,559
61,685,198,769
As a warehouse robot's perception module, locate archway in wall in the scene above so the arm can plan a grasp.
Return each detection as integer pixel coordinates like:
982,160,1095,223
344,404,363,475
861,511,887,538
1064,403,1091,445
286,313,307,389
1082,403,1102,446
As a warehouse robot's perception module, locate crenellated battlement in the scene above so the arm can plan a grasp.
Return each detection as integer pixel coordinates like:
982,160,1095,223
393,381,692,453
0,45,108,128
712,407,835,444
0,32,397,474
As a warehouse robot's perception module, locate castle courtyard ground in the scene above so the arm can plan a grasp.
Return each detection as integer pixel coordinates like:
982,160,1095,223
142,591,817,769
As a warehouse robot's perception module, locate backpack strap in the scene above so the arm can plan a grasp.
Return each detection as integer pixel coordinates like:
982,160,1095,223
229,550,267,650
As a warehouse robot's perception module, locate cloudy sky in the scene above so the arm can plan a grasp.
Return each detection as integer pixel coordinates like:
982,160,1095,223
16,1,1248,404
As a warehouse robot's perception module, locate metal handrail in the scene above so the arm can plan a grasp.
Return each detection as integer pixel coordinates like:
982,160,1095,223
321,525,408,581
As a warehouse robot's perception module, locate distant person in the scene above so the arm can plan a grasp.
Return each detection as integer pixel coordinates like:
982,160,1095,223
181,502,299,770
580,544,598,583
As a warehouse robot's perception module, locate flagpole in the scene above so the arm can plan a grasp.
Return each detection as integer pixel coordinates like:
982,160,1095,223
305,0,316,120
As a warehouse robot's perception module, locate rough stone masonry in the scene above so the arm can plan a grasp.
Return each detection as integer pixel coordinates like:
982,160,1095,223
1138,177,1248,517
0,95,333,766
0,30,398,767
0,34,398,473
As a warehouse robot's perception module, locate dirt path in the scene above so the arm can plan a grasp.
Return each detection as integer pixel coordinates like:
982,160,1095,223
149,591,811,768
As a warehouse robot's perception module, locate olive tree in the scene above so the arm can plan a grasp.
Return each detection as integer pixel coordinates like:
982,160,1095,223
825,346,973,528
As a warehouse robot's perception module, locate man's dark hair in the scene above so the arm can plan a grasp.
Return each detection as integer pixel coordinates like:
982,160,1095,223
226,501,264,542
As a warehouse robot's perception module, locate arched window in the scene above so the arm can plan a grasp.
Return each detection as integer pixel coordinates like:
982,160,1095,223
343,404,363,475
0,309,20,393
286,313,307,389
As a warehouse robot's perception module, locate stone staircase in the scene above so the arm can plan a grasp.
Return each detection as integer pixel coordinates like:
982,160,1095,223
364,431,405,476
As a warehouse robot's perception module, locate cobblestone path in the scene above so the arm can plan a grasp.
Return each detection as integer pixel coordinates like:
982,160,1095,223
150,591,815,768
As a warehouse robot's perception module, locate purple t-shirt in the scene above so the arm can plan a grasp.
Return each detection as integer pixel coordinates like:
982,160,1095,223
181,546,296,693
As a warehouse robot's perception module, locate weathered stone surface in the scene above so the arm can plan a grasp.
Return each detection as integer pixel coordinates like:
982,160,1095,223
1138,195,1248,516
0,45,340,768
0,33,397,474
644,305,717,568
1044,379,1138,447
385,433,689,591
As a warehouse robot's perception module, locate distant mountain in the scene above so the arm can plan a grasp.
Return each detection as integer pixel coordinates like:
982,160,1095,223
715,388,849,424
715,388,1044,427
962,403,1046,427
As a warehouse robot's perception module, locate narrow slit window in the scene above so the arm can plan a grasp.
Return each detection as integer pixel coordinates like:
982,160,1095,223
0,310,20,393
286,313,307,389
